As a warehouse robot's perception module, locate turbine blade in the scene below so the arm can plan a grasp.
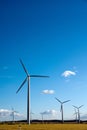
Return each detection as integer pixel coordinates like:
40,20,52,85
16,78,27,93
72,105,78,109
63,100,70,104
55,97,62,103
73,108,77,115
74,108,77,113
20,59,29,76
30,75,49,78
79,105,84,108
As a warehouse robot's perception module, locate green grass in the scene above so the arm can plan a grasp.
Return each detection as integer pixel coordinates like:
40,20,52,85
0,124,87,130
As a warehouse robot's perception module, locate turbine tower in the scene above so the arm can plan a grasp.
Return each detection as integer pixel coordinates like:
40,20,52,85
73,105,84,123
55,97,70,123
73,108,78,122
16,59,49,124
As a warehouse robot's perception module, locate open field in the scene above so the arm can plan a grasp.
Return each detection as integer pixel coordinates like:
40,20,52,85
0,124,87,130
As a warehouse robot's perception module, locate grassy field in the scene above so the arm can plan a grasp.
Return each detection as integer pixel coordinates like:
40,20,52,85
0,124,87,130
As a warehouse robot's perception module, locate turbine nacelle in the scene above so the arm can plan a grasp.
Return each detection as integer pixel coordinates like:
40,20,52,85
55,97,70,104
72,105,84,110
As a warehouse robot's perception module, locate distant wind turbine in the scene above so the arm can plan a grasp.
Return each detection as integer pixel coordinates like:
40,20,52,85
55,97,70,123
40,113,44,123
73,108,78,122
30,111,34,122
73,105,84,123
10,108,18,122
16,59,49,124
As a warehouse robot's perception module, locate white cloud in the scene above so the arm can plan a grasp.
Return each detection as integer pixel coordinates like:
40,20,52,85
0,109,10,116
0,109,25,121
62,70,76,78
42,90,55,94
40,110,58,116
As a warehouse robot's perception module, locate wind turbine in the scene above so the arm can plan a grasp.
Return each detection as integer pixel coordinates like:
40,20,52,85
16,59,49,124
55,97,70,123
73,108,78,122
40,113,44,123
10,108,18,122
73,105,84,123
30,111,34,122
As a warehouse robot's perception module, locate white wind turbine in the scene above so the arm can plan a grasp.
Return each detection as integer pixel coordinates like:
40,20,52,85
73,108,78,122
73,105,84,123
55,97,70,123
16,59,49,124
30,111,34,122
10,108,18,122
40,113,44,123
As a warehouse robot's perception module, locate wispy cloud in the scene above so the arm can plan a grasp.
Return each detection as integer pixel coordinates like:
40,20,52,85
40,110,58,116
0,109,10,116
0,65,8,71
0,109,21,117
0,109,25,121
42,90,55,94
0,66,13,79
0,75,13,79
61,70,76,78
3,66,8,70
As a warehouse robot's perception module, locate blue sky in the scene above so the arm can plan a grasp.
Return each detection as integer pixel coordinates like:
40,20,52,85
0,0,87,121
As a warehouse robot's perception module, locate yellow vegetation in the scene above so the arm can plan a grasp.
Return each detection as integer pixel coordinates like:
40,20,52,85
0,124,87,130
